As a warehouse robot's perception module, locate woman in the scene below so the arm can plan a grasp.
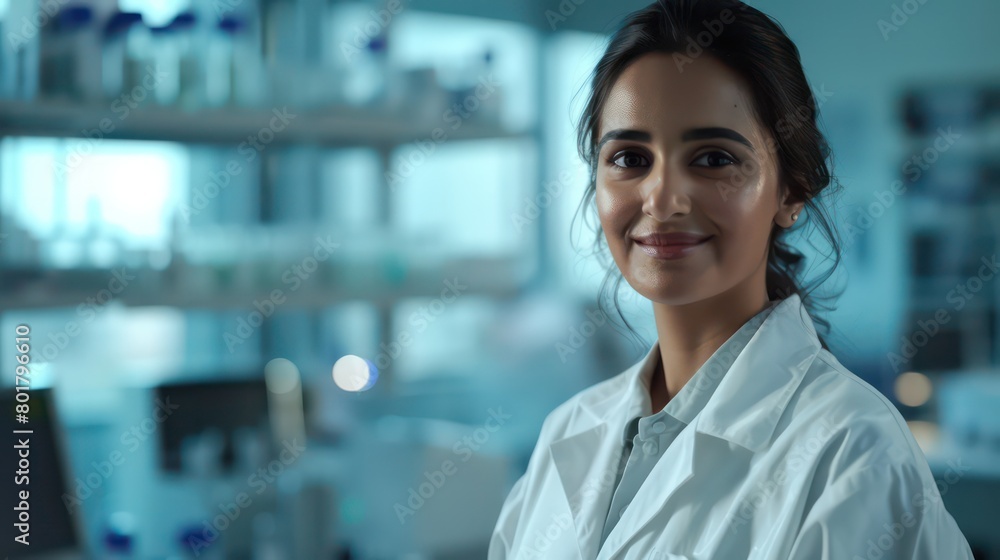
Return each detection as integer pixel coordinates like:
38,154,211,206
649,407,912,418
488,1,975,558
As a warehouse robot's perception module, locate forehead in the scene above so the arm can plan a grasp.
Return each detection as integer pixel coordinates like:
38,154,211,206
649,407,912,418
598,52,763,142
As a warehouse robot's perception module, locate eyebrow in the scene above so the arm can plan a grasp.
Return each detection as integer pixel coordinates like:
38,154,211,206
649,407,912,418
597,127,756,153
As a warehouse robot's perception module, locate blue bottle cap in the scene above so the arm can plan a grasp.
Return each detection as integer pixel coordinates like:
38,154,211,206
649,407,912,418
104,530,133,553
55,6,94,32
104,12,143,37
218,15,246,34
172,12,197,29
367,36,387,53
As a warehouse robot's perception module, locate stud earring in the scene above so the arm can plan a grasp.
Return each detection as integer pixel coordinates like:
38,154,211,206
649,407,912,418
791,213,798,222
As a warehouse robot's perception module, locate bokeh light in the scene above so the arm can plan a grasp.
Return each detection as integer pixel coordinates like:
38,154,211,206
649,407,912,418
895,371,933,407
333,354,379,392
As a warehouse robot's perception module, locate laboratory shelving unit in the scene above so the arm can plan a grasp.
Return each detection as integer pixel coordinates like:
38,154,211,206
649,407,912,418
895,79,1000,560
0,2,548,390
896,81,1000,375
0,7,553,557
0,94,537,293
0,96,539,383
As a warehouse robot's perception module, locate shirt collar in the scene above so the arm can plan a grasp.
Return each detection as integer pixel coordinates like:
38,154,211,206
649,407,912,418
619,298,780,446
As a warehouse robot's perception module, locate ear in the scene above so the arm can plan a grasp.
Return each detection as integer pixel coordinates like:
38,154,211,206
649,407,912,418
778,189,805,229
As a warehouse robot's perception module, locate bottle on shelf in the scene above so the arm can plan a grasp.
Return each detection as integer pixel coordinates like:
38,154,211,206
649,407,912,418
476,47,502,123
205,16,238,107
103,511,138,560
40,6,96,101
216,14,267,108
150,11,199,108
454,47,502,124
1,0,41,100
341,34,389,109
101,12,144,100
203,14,262,108
176,522,225,560
123,16,154,99
84,196,123,268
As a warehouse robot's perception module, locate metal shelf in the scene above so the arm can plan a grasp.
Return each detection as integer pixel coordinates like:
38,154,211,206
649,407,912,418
0,256,530,310
902,124,1000,162
0,99,532,147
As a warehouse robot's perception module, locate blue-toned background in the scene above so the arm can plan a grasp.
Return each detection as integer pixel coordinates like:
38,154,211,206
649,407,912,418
1,0,999,558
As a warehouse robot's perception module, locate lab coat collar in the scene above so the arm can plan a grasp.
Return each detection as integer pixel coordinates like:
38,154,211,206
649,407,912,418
548,293,823,559
582,292,820,451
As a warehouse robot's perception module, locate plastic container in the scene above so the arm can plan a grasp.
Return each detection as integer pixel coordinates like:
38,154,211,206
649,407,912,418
101,12,144,99
1,1,41,100
103,511,138,559
226,15,267,107
205,15,263,107
40,6,97,101
341,35,389,108
177,523,225,560
149,12,199,107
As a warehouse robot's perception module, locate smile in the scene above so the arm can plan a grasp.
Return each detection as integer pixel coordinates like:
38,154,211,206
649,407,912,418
634,236,713,260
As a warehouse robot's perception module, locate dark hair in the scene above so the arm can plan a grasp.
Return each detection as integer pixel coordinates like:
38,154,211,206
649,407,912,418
572,0,844,352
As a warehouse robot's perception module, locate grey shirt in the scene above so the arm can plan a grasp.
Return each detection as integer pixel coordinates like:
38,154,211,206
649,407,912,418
598,300,780,550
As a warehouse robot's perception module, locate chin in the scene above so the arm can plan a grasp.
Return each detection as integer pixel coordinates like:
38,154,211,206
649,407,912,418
624,270,711,307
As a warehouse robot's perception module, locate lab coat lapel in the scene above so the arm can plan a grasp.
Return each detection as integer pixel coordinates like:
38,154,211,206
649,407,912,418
596,424,699,560
550,421,616,559
694,293,822,450
549,346,656,559
596,294,822,559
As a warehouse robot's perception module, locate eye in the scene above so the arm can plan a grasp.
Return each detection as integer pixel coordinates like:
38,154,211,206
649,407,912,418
691,150,739,168
609,151,649,170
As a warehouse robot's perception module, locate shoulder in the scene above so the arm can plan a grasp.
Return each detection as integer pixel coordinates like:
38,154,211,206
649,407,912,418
800,349,910,435
783,352,973,557
778,348,930,476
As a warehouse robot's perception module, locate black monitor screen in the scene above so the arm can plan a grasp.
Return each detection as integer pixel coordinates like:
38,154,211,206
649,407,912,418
155,378,272,473
1,387,80,558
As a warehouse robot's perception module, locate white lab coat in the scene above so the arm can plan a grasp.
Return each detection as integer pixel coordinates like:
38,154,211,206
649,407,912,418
489,294,975,560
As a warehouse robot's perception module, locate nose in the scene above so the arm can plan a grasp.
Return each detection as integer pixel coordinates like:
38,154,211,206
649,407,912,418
640,159,692,221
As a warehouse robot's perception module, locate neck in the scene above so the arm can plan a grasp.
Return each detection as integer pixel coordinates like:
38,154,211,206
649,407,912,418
651,282,770,409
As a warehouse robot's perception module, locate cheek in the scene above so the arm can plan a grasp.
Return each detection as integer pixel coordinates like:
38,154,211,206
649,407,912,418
595,181,633,232
709,180,775,245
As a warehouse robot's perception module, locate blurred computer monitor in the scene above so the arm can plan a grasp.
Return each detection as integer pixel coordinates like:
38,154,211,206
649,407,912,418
155,377,273,473
1,387,86,559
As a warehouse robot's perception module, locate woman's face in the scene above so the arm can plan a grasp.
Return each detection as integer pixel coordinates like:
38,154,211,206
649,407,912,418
595,52,798,306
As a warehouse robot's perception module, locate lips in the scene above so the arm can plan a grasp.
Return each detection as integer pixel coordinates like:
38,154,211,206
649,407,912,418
632,233,713,260
631,232,713,246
